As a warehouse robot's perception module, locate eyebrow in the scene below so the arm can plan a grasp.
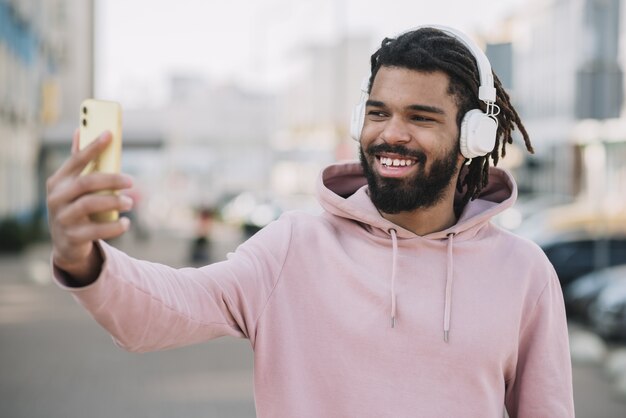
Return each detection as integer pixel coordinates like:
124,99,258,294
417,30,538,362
366,99,446,115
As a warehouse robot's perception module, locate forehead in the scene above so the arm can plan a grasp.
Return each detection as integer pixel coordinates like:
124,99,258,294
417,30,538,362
369,67,457,109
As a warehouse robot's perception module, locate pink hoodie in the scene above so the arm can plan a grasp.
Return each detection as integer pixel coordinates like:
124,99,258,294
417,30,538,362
55,162,575,417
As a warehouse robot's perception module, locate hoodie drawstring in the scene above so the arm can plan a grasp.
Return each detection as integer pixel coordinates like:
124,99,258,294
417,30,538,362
443,233,455,343
389,228,398,328
387,229,456,342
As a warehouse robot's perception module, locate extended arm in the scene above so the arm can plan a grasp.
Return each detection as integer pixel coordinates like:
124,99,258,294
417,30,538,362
53,216,291,352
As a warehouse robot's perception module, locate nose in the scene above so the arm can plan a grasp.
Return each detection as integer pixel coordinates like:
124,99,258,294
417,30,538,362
380,116,411,144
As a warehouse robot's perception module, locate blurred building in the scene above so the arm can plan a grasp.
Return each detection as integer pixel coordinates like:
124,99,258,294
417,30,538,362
1,0,281,236
105,76,277,232
502,0,625,207
164,76,278,225
271,34,373,198
0,0,94,222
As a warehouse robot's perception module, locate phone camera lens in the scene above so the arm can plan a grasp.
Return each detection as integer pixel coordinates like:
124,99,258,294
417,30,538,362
82,106,87,115
82,118,87,127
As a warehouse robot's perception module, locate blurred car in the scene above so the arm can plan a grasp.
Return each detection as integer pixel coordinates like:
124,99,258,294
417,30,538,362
541,235,626,287
587,268,626,341
493,193,572,231
564,264,626,320
515,201,626,245
510,201,626,288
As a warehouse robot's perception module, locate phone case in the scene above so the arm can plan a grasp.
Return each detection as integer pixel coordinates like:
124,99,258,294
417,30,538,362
78,99,123,222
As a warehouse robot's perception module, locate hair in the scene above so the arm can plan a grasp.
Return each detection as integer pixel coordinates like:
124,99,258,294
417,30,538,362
368,27,533,207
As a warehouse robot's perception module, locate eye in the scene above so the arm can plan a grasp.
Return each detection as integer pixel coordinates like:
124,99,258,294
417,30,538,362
411,114,435,122
367,110,388,119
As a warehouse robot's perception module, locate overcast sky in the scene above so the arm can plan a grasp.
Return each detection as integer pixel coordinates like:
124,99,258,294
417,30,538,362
95,0,523,107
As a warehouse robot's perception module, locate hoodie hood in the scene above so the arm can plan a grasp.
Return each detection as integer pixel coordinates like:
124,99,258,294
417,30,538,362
317,161,517,240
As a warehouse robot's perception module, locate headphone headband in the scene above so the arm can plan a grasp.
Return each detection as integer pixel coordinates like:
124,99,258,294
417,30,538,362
401,24,496,103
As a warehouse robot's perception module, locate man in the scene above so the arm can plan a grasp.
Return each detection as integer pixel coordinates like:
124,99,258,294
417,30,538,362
47,26,575,417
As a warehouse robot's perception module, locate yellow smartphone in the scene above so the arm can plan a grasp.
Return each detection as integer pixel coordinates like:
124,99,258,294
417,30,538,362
78,99,123,222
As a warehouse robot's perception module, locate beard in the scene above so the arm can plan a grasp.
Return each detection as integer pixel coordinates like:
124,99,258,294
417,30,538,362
359,142,460,214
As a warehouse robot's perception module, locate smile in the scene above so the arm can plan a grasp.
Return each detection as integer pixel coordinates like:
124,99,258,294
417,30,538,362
378,157,417,167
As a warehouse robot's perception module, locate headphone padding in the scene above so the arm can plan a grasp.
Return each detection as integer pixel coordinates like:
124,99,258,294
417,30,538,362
350,100,366,141
460,109,498,159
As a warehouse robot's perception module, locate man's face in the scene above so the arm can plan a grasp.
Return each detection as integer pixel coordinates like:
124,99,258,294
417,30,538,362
359,66,465,214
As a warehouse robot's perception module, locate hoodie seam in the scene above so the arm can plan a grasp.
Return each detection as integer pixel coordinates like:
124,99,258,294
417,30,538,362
504,276,551,386
517,278,550,338
250,216,294,348
111,271,240,330
104,241,248,332
94,242,238,330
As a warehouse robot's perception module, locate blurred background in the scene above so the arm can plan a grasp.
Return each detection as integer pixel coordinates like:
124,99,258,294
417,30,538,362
1,0,626,417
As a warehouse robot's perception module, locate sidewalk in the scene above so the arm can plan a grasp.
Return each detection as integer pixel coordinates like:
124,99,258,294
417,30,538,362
0,225,255,418
569,322,626,417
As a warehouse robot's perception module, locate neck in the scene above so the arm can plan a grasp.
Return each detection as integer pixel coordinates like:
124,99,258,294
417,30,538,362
380,188,459,236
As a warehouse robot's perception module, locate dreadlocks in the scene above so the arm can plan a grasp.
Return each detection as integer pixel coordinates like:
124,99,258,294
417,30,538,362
368,27,533,207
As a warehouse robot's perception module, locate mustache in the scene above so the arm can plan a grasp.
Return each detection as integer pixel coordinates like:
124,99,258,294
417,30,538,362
365,143,427,164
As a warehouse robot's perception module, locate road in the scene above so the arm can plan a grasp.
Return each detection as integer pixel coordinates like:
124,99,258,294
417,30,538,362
1,226,625,417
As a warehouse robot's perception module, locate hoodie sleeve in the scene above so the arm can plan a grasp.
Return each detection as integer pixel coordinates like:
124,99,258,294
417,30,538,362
504,268,575,417
53,216,293,353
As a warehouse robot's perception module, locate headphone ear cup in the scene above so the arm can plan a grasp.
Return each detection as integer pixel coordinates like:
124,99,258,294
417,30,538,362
350,100,366,141
459,109,498,159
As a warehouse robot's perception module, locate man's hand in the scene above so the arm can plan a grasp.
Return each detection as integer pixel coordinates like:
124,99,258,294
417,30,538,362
47,129,134,285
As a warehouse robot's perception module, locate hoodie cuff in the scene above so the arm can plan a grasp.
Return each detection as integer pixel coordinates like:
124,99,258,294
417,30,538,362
51,240,108,290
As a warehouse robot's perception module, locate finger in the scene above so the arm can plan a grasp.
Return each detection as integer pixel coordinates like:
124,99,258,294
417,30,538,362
73,172,134,199
63,217,131,245
48,173,133,214
71,128,80,155
58,130,113,178
56,193,134,225
48,130,114,192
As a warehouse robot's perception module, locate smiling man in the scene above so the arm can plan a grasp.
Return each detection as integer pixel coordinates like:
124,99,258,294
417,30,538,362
47,26,574,417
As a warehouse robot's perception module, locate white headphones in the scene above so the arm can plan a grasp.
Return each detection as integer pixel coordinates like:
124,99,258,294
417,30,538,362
350,24,500,159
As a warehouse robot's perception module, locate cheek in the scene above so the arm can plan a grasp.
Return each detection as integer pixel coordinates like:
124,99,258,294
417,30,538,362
361,120,379,136
437,125,462,156
359,123,380,148
426,135,463,168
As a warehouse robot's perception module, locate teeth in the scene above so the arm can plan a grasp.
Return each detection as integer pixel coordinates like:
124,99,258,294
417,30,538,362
380,157,414,167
